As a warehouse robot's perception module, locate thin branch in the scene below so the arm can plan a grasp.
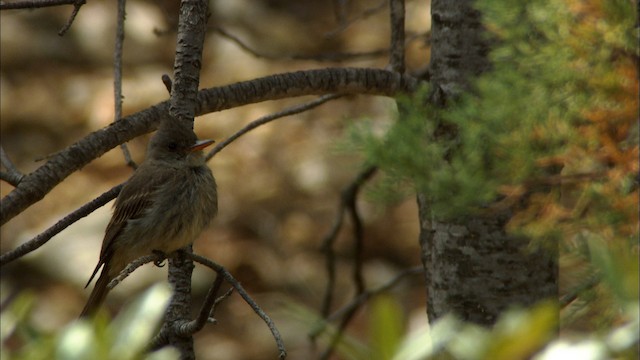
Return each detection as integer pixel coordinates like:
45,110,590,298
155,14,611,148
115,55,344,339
388,0,405,73
213,27,387,62
1,67,421,226
349,167,378,294
161,74,173,94
560,275,601,308
322,266,422,326
0,171,22,186
206,94,342,160
325,0,387,38
0,183,123,267
0,0,75,9
187,253,287,359
175,275,224,335
315,266,422,360
113,0,137,169
57,0,85,36
316,165,377,359
319,165,377,317
107,253,164,289
0,146,24,186
1,146,21,174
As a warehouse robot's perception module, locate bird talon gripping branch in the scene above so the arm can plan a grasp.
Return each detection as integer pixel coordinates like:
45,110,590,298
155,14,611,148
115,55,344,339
152,250,168,267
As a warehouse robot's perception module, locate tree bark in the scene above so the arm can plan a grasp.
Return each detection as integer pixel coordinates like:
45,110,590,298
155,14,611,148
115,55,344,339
418,0,557,326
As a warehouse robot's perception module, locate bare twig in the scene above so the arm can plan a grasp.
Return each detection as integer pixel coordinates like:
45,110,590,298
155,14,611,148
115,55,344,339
213,27,387,62
0,183,123,267
107,253,165,289
319,165,377,315
187,253,287,359
560,275,601,308
0,146,24,186
0,146,21,174
316,266,421,360
316,164,377,359
206,94,341,160
0,171,21,186
148,272,234,351
325,0,387,38
113,0,137,169
0,0,75,10
388,0,405,73
175,275,224,335
321,266,422,327
58,0,85,36
161,74,173,94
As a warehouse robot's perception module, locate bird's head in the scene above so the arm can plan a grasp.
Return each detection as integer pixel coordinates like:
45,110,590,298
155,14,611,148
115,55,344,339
147,120,214,165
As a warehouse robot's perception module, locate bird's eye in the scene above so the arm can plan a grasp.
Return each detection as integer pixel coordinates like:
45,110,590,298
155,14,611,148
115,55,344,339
167,142,178,151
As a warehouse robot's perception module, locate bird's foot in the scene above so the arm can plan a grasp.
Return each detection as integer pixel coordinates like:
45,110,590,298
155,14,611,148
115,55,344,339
152,250,168,267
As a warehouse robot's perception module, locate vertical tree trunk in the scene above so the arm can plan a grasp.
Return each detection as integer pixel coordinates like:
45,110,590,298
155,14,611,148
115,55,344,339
418,0,557,326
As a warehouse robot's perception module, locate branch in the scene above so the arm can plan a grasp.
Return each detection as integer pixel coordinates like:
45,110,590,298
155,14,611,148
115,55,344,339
1,67,420,226
161,0,210,357
388,0,405,73
317,165,377,359
325,0,387,38
316,267,422,360
560,275,601,308
206,94,342,160
213,27,388,62
0,0,85,34
312,266,422,336
107,252,164,289
0,146,24,186
57,0,84,36
187,253,287,359
175,275,234,336
0,0,75,9
0,183,123,267
113,0,137,169
0,104,162,226
320,165,377,316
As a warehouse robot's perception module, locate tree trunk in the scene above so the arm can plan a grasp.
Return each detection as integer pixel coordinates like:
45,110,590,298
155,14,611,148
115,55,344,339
418,0,558,326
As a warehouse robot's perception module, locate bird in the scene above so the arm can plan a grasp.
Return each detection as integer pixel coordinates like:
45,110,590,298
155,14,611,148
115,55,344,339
80,119,218,317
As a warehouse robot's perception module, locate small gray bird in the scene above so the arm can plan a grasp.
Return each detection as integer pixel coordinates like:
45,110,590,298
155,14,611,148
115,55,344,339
80,120,218,317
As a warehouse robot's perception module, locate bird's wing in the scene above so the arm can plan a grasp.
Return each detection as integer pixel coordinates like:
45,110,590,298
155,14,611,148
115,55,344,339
85,166,172,287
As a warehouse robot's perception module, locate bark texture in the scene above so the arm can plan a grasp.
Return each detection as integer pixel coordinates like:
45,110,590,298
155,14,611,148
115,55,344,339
419,0,558,325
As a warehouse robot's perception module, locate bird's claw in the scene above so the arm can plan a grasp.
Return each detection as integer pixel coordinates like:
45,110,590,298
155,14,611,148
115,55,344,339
152,250,167,267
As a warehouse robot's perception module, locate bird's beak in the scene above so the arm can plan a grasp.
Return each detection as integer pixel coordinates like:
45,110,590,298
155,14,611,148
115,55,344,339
190,139,215,152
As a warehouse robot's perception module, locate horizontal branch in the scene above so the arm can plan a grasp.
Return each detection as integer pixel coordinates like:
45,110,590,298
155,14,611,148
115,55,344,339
1,67,422,225
0,0,77,10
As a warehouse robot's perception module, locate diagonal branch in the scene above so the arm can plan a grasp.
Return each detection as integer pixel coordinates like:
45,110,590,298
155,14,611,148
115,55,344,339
0,146,24,186
206,94,342,160
187,253,287,359
213,27,388,62
0,183,123,267
1,67,421,226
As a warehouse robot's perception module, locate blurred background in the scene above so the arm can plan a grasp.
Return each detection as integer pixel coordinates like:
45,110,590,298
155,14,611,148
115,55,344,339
1,1,432,358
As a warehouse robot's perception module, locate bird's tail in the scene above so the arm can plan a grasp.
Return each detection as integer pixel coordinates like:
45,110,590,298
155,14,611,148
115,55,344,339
79,268,111,318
